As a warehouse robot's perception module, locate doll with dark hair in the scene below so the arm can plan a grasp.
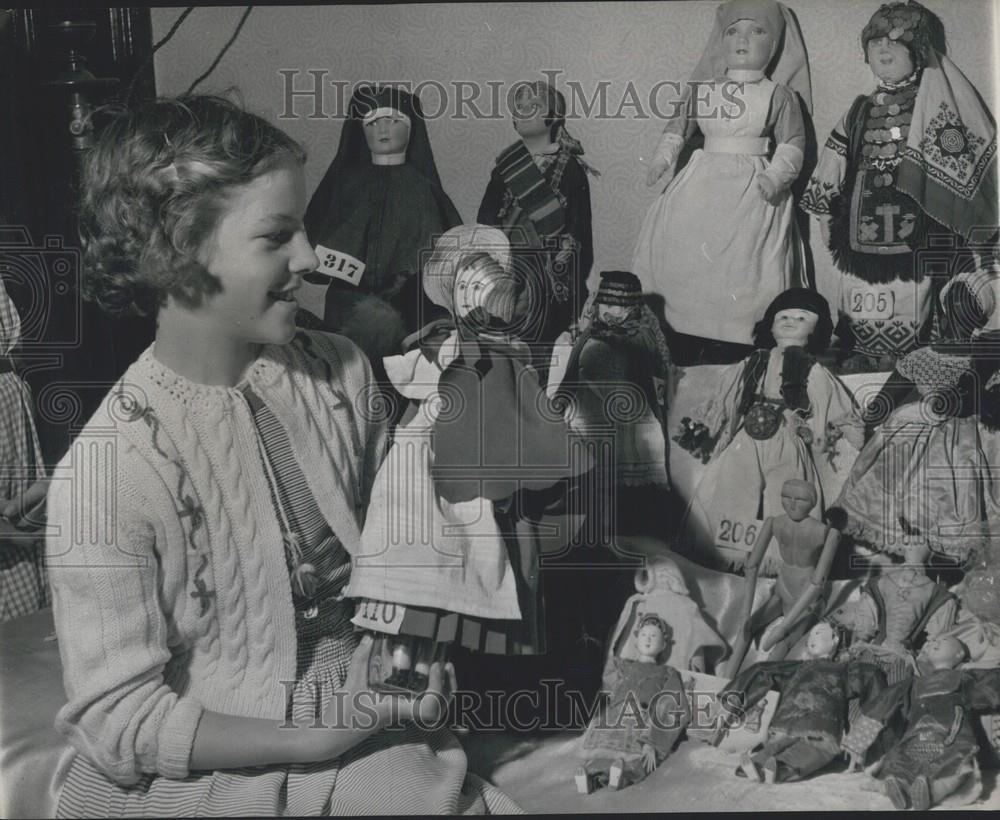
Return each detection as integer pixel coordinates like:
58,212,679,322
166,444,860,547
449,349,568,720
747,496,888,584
801,1,998,372
674,288,860,571
829,268,999,562
300,84,462,363
477,80,596,372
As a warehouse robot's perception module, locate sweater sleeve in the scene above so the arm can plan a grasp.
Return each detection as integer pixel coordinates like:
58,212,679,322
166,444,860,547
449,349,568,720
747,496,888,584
46,433,204,786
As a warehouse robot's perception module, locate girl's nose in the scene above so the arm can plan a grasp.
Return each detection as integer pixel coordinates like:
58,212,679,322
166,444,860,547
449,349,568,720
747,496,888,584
291,232,320,274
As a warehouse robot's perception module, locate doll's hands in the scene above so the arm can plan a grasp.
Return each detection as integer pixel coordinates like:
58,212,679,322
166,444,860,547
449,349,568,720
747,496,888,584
756,175,783,205
759,618,786,652
641,743,658,774
407,661,458,725
646,159,674,188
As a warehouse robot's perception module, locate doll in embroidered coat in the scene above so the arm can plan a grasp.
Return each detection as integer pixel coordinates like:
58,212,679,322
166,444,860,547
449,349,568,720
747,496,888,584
722,479,840,677
843,636,1000,810
673,288,860,572
828,268,1000,563
633,0,812,360
715,621,887,784
478,80,596,373
800,1,998,372
575,614,690,794
300,85,462,362
347,225,589,686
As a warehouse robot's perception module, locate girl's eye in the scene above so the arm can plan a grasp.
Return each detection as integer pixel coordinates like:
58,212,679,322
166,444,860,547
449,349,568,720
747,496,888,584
725,27,737,36
265,231,293,245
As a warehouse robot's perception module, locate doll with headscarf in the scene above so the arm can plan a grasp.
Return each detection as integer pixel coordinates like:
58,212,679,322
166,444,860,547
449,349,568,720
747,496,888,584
300,85,462,363
633,0,812,363
478,80,596,372
828,267,1000,563
674,288,860,573
346,225,590,692
801,1,998,373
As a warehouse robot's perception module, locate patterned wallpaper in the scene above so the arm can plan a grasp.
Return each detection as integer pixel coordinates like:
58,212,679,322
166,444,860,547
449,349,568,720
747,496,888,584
152,1,997,296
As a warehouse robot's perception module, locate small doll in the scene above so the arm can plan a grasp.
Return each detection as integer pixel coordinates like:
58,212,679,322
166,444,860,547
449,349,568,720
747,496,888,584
478,79,596,370
633,0,812,362
346,224,589,690
829,268,999,563
674,288,860,572
300,84,462,362
715,621,887,784
843,636,1000,810
801,1,998,372
723,479,840,676
605,555,726,676
575,614,690,794
559,271,673,499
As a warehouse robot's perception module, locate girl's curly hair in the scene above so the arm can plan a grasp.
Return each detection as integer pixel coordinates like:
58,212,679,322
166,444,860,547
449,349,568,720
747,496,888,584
78,93,306,316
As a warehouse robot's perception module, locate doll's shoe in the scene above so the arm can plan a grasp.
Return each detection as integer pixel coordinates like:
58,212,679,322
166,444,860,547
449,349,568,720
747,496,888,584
607,759,626,790
762,756,778,785
574,766,593,795
737,753,762,782
909,776,930,812
883,775,909,810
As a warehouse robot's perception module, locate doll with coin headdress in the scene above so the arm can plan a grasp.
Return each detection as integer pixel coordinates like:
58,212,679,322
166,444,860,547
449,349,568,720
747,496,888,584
800,1,998,373
300,85,462,363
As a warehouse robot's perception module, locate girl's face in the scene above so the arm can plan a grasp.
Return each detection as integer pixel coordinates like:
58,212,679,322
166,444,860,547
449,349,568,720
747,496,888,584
196,162,318,347
771,308,818,347
723,18,774,71
867,36,915,84
364,113,410,155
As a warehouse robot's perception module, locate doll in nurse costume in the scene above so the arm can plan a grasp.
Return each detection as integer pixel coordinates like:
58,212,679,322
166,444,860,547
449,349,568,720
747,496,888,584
633,0,812,363
673,288,861,573
800,1,998,373
300,85,462,363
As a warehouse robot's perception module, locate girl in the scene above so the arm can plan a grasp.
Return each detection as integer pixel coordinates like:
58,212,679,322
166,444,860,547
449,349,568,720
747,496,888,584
633,0,811,364
45,95,518,816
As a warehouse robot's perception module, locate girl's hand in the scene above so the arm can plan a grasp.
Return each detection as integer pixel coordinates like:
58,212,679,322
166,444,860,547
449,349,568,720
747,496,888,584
407,661,458,725
1,478,49,531
757,175,782,205
646,160,673,188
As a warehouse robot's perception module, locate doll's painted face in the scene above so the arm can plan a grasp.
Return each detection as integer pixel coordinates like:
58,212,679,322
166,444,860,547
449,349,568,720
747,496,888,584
363,112,410,156
723,18,775,72
635,621,668,660
596,303,630,324
512,88,551,140
921,636,965,669
901,539,931,567
780,480,817,522
867,36,915,84
805,622,839,659
772,308,818,348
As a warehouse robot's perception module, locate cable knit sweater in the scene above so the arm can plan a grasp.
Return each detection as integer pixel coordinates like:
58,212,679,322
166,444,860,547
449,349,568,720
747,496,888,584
45,331,387,787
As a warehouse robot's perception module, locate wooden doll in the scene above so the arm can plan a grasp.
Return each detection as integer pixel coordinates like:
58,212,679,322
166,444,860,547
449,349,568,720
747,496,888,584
801,1,998,372
633,0,812,363
674,287,860,572
842,636,1000,810
300,84,462,362
478,79,596,374
575,614,690,794
716,621,887,784
722,479,840,677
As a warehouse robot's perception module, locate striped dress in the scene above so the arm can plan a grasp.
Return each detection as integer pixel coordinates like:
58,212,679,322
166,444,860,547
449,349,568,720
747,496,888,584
56,386,520,816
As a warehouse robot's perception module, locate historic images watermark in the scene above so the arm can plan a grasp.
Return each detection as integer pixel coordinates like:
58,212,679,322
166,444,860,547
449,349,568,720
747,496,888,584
277,69,748,123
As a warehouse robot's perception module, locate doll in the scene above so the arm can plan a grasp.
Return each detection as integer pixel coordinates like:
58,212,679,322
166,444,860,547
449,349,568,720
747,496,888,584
801,1,998,372
575,614,690,794
346,224,589,690
674,288,860,572
722,479,840,676
828,268,1000,563
301,84,462,362
715,621,887,783
633,0,812,363
605,556,726,676
842,636,1000,810
478,80,596,372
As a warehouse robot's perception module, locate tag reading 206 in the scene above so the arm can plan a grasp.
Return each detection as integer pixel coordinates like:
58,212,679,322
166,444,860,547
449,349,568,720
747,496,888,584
715,517,761,550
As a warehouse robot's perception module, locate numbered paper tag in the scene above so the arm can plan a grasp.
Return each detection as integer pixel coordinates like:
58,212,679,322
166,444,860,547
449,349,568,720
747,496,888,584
848,286,895,320
315,243,366,286
715,516,763,552
351,599,406,635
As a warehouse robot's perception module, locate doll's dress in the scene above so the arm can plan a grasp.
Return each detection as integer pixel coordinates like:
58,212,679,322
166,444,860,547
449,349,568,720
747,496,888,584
832,346,1000,560
632,72,804,346
580,658,689,787
678,347,857,572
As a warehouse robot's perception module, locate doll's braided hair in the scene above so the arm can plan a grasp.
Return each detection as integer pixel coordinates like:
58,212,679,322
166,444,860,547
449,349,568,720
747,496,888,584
634,613,670,639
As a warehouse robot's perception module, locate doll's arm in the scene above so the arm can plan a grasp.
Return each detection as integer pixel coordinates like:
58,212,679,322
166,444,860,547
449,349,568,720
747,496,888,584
723,523,772,679
674,359,746,461
806,364,862,451
841,673,906,760
965,668,1000,712
924,595,958,640
560,158,594,307
758,86,805,194
800,105,853,218
477,166,507,226
828,588,879,643
640,668,691,757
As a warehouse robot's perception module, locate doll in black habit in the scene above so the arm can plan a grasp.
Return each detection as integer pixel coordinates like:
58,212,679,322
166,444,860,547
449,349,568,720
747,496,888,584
299,85,462,363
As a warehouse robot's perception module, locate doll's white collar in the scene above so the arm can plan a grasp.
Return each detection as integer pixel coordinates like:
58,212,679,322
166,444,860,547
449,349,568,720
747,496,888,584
371,152,406,166
727,68,766,82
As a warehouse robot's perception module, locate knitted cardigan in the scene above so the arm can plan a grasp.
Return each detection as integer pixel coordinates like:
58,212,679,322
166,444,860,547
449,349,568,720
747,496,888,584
45,331,386,787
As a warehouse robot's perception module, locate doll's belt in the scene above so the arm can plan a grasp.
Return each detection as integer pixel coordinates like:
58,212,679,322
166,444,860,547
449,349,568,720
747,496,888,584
703,136,770,155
